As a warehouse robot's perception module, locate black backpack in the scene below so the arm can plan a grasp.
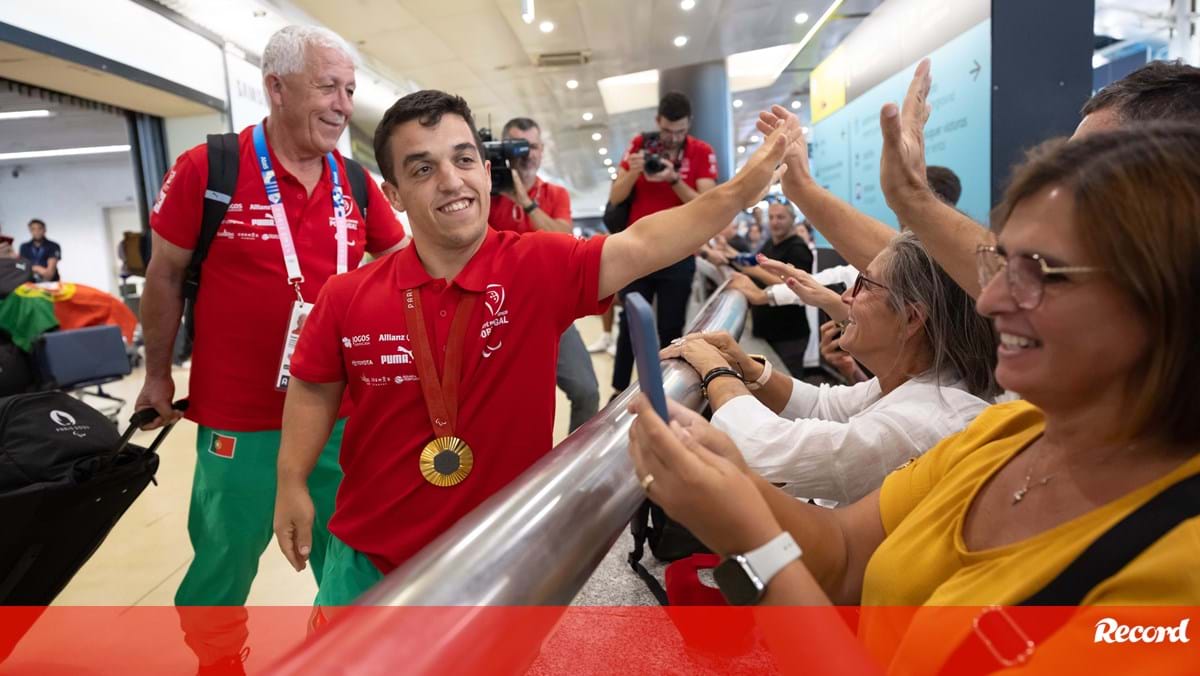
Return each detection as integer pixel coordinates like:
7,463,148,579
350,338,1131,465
180,133,373,336
0,259,34,298
628,499,711,605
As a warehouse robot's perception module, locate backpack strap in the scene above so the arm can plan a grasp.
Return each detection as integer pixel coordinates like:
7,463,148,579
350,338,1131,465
183,133,240,302
344,158,370,217
628,499,670,605
940,470,1200,673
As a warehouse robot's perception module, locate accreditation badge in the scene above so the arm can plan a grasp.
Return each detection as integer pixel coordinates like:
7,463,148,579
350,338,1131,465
419,436,474,487
275,300,314,391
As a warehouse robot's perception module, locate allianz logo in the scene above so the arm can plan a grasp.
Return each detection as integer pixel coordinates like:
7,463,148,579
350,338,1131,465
1094,617,1190,644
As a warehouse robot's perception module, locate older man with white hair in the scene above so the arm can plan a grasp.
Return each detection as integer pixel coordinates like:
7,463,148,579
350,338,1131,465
136,24,405,671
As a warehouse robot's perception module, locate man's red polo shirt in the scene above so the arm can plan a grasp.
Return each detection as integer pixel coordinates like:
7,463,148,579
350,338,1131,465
619,134,718,228
151,123,406,431
487,177,572,233
289,228,610,572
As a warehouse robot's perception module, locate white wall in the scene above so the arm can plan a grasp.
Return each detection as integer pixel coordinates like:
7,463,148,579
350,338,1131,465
0,155,138,294
164,112,229,163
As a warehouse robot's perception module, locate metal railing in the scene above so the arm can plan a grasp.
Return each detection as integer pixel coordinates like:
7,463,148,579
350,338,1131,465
270,286,748,674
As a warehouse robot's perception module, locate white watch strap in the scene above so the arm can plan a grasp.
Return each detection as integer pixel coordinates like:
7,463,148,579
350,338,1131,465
743,531,801,588
745,358,772,391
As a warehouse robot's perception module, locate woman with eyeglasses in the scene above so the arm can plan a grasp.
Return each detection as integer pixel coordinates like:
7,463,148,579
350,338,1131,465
661,230,1000,504
628,125,1200,670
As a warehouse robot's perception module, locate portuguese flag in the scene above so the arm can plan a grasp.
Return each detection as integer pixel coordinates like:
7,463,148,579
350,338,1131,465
0,283,138,351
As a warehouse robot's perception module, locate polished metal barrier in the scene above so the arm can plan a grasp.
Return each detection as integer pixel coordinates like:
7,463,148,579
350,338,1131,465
271,286,748,674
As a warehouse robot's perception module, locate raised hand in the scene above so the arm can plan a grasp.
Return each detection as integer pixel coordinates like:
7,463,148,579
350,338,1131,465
757,255,847,320
730,120,795,208
757,105,812,191
880,58,934,215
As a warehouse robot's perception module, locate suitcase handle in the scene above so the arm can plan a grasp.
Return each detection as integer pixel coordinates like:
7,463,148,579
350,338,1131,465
115,399,190,456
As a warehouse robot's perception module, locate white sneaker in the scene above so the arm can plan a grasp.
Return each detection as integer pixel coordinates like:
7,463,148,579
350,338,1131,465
586,333,613,354
605,339,617,357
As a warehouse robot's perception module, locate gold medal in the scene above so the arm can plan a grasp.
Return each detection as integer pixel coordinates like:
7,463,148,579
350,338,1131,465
419,436,474,487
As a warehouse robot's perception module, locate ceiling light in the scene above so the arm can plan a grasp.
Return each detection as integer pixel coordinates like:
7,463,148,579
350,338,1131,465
539,20,555,33
591,132,602,141
737,145,746,154
598,68,660,115
522,0,535,24
566,79,579,89
732,99,743,108
598,147,608,155
791,100,802,109
724,0,845,92
0,109,54,121
0,144,130,162
680,0,696,9
582,111,594,121
604,158,613,166
673,35,689,47
749,134,760,143
794,12,810,24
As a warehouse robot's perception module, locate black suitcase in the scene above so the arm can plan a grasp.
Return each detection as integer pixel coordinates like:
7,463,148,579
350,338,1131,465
0,392,187,605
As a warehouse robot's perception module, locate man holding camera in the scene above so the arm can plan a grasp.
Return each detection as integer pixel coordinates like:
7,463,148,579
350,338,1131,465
488,117,599,432
608,92,717,393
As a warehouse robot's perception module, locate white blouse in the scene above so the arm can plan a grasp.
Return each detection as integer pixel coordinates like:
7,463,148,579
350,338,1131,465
710,374,991,504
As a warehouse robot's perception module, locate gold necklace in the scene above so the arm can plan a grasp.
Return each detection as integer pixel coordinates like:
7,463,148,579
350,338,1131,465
1011,444,1054,506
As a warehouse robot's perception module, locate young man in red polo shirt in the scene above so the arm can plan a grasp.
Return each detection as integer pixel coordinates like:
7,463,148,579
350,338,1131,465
136,25,405,669
273,90,790,605
608,91,719,395
488,116,599,433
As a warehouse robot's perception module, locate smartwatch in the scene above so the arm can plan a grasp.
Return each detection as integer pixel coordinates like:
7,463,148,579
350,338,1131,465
524,200,539,215
714,531,802,606
745,355,771,391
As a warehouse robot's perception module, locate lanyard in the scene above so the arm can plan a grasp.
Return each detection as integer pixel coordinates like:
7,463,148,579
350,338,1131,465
252,123,349,301
402,288,477,439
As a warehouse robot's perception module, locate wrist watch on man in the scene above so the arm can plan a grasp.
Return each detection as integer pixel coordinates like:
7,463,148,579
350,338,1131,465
714,531,802,605
523,200,539,215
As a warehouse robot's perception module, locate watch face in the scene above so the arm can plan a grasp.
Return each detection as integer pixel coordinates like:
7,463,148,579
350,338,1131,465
714,557,763,606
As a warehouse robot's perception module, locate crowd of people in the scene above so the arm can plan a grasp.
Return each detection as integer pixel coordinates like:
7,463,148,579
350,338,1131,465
123,18,1200,675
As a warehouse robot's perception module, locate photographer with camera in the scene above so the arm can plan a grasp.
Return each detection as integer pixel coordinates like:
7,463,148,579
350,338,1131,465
487,117,572,235
487,116,599,432
607,92,718,394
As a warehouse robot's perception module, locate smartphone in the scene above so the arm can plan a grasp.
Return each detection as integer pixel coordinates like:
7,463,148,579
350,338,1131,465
732,252,759,267
624,292,670,420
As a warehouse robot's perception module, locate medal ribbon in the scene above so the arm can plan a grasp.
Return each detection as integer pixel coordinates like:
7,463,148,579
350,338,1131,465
403,288,477,438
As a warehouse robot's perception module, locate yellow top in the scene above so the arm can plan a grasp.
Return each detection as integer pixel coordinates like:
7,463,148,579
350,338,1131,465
857,401,1200,672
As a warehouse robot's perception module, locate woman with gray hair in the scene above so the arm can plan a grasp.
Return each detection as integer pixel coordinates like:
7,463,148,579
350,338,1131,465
662,231,999,503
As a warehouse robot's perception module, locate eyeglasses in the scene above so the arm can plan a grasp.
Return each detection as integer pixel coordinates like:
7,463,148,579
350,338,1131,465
851,273,889,298
976,245,1105,310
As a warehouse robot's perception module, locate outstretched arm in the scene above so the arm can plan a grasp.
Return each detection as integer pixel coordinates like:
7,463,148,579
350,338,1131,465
755,108,895,273
879,59,990,298
598,124,794,299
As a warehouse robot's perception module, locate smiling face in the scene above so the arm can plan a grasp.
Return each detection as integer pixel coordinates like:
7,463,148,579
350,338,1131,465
267,45,355,156
975,184,1150,409
838,251,907,363
381,114,490,253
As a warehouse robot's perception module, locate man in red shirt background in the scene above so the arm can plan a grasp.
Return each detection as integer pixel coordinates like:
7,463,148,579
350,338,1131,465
273,90,792,606
607,92,718,395
488,116,599,432
136,25,405,671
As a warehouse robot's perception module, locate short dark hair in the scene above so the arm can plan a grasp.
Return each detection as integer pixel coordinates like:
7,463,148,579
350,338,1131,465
373,90,482,184
657,91,692,121
925,166,962,206
501,117,539,138
1080,60,1200,124
28,218,45,229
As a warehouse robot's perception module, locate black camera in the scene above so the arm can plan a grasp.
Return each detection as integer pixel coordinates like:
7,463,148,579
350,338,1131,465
478,128,531,195
640,131,667,174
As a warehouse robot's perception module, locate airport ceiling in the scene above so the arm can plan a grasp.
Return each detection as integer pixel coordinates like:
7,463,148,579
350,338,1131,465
290,0,884,201
0,81,130,161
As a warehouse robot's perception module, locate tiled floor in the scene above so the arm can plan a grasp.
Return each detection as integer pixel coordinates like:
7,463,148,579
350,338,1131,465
51,314,662,608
